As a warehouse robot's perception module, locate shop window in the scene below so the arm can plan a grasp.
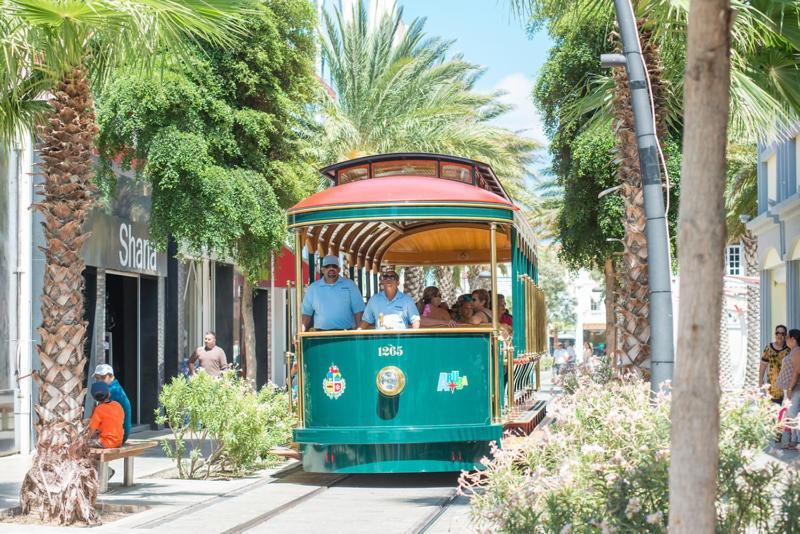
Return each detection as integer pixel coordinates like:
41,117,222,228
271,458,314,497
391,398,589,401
795,136,800,192
372,160,437,178
726,245,742,276
338,165,369,184
767,154,777,204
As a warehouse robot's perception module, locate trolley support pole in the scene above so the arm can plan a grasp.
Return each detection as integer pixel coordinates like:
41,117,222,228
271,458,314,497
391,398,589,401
285,279,294,417
489,223,501,420
294,230,305,426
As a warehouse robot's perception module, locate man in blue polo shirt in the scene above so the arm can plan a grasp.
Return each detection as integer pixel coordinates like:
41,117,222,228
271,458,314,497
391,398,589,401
359,270,420,330
302,255,364,330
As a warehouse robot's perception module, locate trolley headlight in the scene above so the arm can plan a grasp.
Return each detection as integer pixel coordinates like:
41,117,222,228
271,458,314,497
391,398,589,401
376,366,406,396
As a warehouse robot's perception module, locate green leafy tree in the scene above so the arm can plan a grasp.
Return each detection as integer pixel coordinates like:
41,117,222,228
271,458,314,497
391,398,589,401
538,246,576,347
1,0,251,524
96,0,319,381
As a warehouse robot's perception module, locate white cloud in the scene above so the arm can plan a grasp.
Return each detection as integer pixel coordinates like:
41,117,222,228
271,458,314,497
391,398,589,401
489,73,547,144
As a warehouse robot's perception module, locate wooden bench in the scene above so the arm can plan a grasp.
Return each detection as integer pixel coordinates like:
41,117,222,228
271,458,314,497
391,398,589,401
0,403,12,431
91,440,158,493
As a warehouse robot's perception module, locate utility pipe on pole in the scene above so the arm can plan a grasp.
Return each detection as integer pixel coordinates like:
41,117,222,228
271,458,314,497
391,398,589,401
601,0,674,392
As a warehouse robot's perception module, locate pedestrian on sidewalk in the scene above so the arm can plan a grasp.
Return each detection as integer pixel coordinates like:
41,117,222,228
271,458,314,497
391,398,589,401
566,343,577,365
553,343,567,376
88,382,124,449
779,329,800,449
189,331,229,378
759,324,790,405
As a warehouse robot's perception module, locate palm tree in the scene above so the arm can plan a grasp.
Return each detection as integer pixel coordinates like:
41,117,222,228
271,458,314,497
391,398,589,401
513,0,800,375
599,24,669,375
318,1,539,309
402,266,425,302
317,1,539,196
725,145,759,387
435,266,458,306
2,0,250,524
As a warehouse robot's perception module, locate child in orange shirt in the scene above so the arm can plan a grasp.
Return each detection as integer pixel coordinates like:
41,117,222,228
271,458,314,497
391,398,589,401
89,381,124,449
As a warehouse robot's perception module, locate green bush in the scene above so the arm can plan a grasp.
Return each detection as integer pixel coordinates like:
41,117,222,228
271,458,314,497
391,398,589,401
463,377,799,532
155,371,295,479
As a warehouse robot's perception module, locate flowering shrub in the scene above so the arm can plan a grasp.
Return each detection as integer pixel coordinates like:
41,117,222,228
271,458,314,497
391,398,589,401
463,377,800,532
156,371,296,479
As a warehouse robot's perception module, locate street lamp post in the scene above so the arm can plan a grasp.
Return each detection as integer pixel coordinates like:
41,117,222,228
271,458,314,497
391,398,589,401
601,0,675,392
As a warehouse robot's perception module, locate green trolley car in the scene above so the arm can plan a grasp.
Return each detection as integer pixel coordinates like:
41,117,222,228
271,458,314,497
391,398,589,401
286,153,547,474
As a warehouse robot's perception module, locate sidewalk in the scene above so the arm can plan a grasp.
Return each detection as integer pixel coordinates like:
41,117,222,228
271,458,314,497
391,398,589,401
0,429,298,533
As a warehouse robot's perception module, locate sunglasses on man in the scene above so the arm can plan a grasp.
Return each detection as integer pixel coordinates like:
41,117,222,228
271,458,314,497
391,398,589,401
776,330,787,335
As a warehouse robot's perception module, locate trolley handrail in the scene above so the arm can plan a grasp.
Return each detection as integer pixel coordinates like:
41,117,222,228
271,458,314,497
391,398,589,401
297,326,495,338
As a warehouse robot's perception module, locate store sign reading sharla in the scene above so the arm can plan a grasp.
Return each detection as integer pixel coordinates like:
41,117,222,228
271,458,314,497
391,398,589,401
119,223,158,272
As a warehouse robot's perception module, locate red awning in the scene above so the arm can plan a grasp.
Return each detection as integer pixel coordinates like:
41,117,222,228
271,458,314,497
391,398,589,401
289,176,515,212
256,246,308,288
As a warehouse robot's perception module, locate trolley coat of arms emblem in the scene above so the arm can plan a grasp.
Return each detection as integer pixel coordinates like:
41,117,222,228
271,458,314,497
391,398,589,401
322,364,347,399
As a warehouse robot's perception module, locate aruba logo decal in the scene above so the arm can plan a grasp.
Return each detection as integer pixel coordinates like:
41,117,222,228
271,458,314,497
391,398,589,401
437,371,468,394
322,364,346,399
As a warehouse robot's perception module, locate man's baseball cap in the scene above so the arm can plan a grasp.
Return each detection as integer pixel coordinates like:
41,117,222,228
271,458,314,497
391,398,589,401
322,255,340,267
93,364,114,377
91,381,110,401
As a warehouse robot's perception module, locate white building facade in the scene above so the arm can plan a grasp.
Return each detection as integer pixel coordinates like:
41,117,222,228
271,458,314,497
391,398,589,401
747,124,800,346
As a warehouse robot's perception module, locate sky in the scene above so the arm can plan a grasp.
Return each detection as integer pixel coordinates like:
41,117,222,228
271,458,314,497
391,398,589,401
397,0,552,144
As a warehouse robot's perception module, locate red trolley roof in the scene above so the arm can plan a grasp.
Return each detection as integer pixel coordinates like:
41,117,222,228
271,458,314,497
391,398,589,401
289,176,515,213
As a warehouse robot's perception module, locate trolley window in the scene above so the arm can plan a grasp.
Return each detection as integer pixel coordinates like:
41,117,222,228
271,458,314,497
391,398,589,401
440,162,472,184
372,160,437,178
338,165,370,184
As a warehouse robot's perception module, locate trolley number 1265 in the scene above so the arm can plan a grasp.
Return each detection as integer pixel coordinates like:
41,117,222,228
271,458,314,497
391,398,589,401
377,344,404,357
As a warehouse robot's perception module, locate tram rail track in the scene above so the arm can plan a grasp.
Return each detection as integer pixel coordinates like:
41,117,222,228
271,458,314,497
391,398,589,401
407,488,460,534
220,473,351,534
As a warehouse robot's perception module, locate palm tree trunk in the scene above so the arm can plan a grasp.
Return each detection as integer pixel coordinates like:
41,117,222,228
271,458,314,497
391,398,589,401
435,266,457,307
604,257,618,371
402,266,425,301
742,230,760,388
668,1,732,530
719,295,733,389
242,276,257,383
20,68,100,524
611,25,667,377
467,265,491,291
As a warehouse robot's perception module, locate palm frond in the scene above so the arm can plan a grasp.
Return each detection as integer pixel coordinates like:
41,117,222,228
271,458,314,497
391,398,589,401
317,0,541,209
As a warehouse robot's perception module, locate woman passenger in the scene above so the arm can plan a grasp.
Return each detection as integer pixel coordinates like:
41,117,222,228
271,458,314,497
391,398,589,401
452,294,474,322
469,289,492,325
417,286,454,325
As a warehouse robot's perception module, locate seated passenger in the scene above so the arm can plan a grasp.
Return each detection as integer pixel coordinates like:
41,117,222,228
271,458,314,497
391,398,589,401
417,286,457,327
498,294,513,327
359,270,420,330
452,294,474,322
469,289,492,325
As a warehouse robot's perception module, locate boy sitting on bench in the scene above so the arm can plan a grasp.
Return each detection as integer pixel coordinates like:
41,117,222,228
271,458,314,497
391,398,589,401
89,381,124,450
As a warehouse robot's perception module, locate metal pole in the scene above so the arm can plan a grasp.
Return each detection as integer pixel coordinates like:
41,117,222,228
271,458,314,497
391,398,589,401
293,231,305,425
489,223,501,420
608,0,675,392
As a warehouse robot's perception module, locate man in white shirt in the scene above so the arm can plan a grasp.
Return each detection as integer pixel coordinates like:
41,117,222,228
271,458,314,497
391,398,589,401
553,343,568,376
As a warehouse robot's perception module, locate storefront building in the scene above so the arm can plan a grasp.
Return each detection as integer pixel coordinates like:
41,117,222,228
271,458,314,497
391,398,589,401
748,124,800,346
77,172,168,428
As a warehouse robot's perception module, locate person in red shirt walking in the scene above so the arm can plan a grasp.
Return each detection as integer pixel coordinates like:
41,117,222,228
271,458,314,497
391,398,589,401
88,381,124,449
